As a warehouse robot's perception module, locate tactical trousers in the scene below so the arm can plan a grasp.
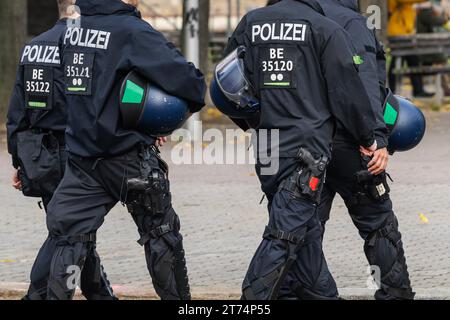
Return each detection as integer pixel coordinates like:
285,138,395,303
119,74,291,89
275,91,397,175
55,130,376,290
45,145,190,300
242,159,338,300
318,143,415,300
23,134,115,300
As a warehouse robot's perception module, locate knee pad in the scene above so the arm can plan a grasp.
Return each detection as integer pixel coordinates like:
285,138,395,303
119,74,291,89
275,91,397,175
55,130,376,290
364,215,415,300
135,210,190,300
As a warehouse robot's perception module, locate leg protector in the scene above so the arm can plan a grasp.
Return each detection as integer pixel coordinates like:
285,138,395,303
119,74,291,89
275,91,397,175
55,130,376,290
242,186,337,301
126,146,190,300
24,236,58,300
130,205,190,300
80,246,117,300
46,233,97,300
242,223,329,300
277,217,339,301
241,228,306,300
286,232,339,301
364,215,415,300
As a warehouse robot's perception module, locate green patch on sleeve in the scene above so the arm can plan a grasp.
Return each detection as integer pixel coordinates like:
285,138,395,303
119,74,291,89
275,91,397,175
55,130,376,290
384,102,398,126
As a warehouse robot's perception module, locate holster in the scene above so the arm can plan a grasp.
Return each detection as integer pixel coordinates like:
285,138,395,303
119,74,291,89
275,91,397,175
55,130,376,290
126,145,171,215
16,129,64,198
354,156,391,204
278,148,328,204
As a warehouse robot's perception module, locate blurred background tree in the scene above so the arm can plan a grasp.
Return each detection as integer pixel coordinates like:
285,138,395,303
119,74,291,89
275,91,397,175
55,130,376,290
28,0,58,37
0,0,58,124
0,1,27,124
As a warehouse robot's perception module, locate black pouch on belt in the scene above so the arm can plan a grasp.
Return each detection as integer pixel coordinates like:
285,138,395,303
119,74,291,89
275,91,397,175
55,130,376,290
16,130,62,198
355,170,391,202
354,156,391,203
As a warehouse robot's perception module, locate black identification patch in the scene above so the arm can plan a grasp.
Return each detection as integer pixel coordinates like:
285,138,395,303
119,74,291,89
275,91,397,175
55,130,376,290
24,65,53,110
259,46,297,89
64,51,95,95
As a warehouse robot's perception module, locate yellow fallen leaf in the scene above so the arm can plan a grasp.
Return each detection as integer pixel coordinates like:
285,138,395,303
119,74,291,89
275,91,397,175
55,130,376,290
0,259,16,263
206,108,223,118
419,213,429,224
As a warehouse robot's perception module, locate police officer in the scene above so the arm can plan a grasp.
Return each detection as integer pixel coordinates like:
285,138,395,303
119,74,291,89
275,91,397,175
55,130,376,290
6,0,116,300
40,0,206,300
223,0,381,299
313,0,415,300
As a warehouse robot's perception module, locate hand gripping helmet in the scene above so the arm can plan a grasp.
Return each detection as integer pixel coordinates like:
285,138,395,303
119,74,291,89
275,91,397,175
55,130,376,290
383,89,427,153
210,46,260,119
119,71,189,137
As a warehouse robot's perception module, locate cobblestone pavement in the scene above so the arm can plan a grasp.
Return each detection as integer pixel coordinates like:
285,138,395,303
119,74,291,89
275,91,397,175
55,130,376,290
0,111,449,299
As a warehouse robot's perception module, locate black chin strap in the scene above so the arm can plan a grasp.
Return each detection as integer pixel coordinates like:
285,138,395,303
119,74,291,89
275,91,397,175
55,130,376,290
293,0,326,16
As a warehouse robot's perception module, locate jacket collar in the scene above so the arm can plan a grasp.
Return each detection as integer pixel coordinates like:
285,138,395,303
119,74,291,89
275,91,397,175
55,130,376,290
336,0,359,12
293,0,326,16
75,0,140,17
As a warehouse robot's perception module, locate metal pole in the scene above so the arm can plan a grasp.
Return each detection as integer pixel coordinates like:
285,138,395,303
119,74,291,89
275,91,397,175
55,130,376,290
227,0,232,36
236,0,241,21
184,0,201,141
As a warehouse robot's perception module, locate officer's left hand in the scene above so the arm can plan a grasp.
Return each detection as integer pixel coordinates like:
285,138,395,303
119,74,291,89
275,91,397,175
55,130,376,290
155,137,168,148
367,148,389,175
12,170,22,191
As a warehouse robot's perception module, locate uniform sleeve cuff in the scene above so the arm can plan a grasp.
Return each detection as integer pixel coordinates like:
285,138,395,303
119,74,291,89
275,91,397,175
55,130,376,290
375,135,388,150
12,157,20,169
188,102,205,114
362,136,376,149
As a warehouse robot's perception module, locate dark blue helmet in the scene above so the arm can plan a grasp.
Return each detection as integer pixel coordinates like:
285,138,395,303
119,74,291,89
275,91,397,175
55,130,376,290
210,46,260,119
383,89,426,153
120,71,189,137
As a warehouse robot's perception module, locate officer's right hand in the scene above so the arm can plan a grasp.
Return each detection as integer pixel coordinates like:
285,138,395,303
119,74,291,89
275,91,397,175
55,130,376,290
367,148,389,176
12,170,22,191
155,137,168,148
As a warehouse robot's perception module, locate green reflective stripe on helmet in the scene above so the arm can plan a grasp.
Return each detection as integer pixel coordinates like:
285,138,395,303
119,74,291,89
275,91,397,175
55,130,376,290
122,80,144,104
28,101,47,108
353,55,364,65
384,102,398,126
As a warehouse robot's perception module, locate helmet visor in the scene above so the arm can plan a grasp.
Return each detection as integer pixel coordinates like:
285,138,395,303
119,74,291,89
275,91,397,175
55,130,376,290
215,47,252,106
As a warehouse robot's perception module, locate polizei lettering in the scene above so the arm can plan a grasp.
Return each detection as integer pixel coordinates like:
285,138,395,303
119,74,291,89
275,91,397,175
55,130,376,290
64,27,111,50
21,45,60,65
252,23,308,43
